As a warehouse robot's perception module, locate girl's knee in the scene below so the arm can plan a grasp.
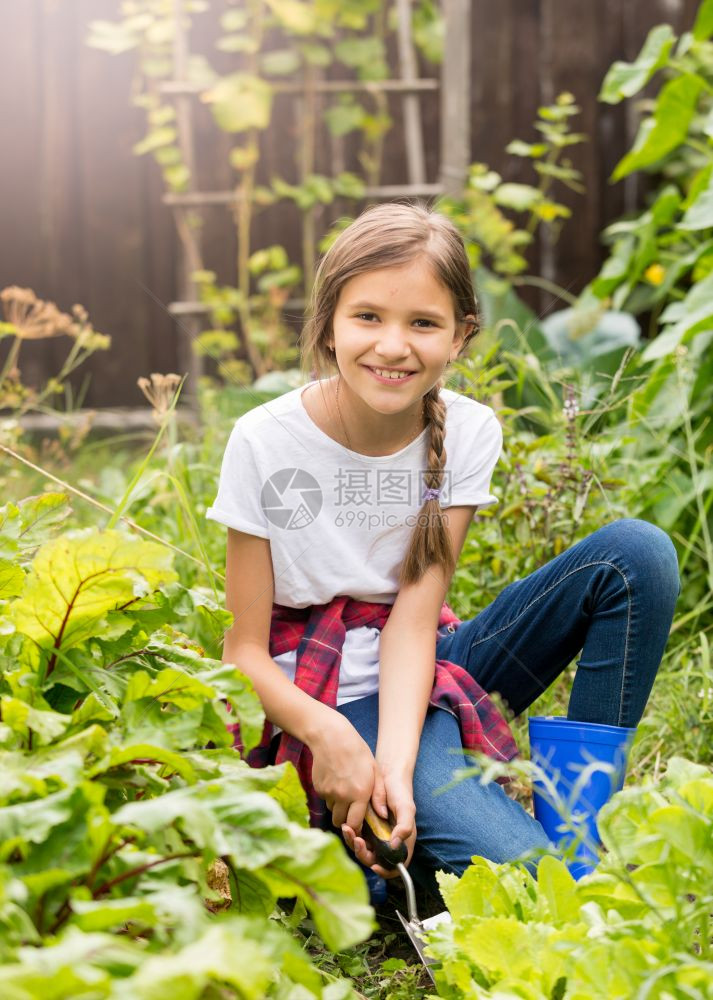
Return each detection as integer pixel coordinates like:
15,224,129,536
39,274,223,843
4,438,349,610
414,778,552,875
595,518,681,604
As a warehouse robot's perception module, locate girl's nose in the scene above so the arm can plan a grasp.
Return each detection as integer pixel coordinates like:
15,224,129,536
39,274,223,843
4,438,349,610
374,325,413,360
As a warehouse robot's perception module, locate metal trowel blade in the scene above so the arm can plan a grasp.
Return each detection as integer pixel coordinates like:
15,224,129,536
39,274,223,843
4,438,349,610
396,909,451,984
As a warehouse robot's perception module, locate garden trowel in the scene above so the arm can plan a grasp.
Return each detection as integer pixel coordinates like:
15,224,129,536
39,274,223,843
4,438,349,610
363,804,451,985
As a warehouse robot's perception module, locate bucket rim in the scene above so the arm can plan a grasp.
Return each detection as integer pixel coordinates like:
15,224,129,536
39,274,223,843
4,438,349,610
528,715,636,746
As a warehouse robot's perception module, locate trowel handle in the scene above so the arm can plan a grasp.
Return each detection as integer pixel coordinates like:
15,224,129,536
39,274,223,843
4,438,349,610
362,802,408,869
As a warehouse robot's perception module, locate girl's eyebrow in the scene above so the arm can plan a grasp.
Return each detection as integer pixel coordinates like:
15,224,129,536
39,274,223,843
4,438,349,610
346,300,447,321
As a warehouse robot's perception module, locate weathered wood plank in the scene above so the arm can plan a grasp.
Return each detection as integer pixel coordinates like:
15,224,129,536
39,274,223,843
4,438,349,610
0,0,705,404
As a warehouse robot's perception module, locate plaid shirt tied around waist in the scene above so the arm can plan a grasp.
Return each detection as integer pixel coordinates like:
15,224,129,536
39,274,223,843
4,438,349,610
229,595,519,826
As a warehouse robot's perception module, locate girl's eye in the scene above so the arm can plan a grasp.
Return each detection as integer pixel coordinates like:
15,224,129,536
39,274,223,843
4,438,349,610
354,313,435,327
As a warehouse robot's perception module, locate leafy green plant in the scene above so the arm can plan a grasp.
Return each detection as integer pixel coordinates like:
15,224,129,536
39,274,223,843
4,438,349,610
0,494,373,996
86,0,432,383
439,93,585,283
443,345,713,772
574,2,713,616
425,756,713,999
437,96,642,417
445,340,628,596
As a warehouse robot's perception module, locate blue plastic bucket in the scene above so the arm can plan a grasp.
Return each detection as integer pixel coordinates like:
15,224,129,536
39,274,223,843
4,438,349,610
528,716,635,879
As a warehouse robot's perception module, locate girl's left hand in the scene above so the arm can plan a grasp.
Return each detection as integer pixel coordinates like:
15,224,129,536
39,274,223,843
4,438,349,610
341,773,417,879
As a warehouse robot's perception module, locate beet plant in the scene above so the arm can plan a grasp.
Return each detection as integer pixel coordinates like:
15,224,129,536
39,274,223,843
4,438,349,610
0,493,372,998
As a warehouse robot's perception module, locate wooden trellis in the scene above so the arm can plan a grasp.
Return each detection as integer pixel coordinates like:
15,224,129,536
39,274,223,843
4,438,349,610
162,0,472,388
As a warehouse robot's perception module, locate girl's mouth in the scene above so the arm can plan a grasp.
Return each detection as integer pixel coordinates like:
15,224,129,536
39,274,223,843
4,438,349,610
363,365,417,385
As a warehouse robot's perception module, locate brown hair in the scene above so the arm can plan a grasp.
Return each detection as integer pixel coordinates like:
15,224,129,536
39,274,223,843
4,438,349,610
300,201,480,586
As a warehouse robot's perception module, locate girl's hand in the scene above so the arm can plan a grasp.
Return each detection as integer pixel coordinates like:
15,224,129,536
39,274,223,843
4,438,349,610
309,712,380,833
342,773,417,878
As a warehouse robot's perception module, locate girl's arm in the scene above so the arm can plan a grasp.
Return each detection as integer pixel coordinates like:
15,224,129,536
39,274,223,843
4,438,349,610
344,505,478,870
377,504,478,772
223,528,382,833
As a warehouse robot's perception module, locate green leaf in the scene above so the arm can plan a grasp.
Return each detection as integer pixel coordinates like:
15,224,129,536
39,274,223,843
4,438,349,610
124,667,215,709
229,144,259,171
693,0,713,40
9,529,176,663
261,48,301,76
259,828,374,950
612,74,706,180
456,915,551,979
163,163,191,191
197,662,265,754
599,25,675,104
248,245,289,273
154,146,183,169
649,804,710,863
133,126,177,156
324,100,365,137
221,9,249,31
334,37,388,80
540,307,640,367
412,0,444,64
86,18,140,54
112,780,292,862
300,42,332,67
644,268,713,359
204,73,273,133
194,329,239,357
0,558,24,598
664,756,712,787
69,690,117,727
333,171,366,199
0,493,71,561
99,743,198,784
506,139,548,158
216,34,259,54
192,753,309,825
71,896,158,932
438,855,518,921
306,173,334,204
0,785,81,845
680,173,713,229
535,855,580,924
148,105,176,127
125,923,275,999
493,183,542,212
264,0,319,34
1,696,70,746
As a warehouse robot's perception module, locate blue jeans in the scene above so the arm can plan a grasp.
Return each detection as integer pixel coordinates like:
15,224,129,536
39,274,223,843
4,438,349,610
337,518,681,894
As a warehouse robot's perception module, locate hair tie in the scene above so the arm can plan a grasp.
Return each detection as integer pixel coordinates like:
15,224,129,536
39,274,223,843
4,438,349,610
421,486,442,503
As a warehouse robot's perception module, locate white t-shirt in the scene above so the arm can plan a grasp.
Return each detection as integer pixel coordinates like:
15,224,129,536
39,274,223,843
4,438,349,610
207,379,502,705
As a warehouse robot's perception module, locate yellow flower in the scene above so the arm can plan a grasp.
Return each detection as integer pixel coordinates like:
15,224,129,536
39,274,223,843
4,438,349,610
645,263,665,286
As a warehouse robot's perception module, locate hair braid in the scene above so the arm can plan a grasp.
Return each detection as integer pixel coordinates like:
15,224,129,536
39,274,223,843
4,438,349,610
397,380,455,587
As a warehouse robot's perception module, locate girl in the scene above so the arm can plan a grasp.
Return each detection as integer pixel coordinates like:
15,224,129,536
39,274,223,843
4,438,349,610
207,202,680,896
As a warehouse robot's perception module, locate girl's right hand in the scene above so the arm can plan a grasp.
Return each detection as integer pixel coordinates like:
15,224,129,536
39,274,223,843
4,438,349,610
309,712,383,834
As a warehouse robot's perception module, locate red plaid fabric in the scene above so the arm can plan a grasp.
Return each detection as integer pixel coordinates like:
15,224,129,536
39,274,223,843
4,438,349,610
231,595,519,826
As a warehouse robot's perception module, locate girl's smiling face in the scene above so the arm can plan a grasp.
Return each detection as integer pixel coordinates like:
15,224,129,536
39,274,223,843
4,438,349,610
329,256,473,414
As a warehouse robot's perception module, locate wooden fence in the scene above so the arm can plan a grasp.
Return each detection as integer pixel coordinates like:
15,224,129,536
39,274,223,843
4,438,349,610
0,0,701,406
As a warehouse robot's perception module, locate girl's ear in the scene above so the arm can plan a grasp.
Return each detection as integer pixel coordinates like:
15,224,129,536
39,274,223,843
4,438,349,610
451,314,476,357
